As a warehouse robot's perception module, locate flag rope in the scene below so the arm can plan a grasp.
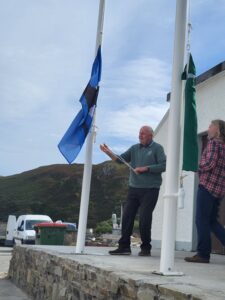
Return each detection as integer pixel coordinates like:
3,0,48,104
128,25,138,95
107,148,137,174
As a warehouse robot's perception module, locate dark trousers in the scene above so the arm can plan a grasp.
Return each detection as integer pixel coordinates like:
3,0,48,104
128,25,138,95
119,187,159,251
196,185,225,259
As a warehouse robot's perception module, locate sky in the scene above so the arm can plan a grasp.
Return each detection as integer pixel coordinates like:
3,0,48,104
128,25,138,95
1,0,225,176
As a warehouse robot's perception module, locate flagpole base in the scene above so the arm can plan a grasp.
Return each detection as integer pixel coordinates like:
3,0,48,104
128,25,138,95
152,270,184,276
75,251,85,254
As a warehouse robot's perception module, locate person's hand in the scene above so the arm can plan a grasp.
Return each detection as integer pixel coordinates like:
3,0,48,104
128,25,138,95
100,143,111,154
134,166,149,174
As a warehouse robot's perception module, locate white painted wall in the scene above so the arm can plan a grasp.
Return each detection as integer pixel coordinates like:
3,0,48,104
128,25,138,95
152,68,225,251
196,71,225,133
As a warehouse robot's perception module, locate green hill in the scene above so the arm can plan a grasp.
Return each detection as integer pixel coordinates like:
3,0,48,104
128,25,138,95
0,162,129,228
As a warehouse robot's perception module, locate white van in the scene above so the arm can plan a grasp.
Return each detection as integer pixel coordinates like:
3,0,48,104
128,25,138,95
5,215,17,246
14,214,52,244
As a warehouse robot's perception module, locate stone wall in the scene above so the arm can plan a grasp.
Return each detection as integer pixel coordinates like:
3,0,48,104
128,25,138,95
8,246,196,300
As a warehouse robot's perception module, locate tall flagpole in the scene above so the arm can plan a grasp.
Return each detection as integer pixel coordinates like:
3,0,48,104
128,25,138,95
158,0,188,274
76,0,105,254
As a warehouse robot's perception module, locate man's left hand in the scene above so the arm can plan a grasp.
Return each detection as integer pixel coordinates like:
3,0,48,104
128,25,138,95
134,166,149,174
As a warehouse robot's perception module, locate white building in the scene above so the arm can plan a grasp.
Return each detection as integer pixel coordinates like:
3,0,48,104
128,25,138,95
152,61,225,253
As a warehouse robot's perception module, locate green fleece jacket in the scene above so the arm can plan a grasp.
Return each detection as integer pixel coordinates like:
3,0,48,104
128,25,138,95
118,141,166,188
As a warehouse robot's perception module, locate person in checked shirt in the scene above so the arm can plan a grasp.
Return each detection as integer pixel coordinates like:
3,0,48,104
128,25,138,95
185,119,225,263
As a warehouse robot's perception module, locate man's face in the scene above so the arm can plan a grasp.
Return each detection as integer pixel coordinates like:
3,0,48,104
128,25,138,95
139,127,153,145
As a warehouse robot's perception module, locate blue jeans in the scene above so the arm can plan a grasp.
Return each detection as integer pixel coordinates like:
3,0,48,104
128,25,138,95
196,185,225,259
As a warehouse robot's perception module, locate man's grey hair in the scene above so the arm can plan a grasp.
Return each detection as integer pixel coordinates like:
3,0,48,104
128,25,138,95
141,125,154,135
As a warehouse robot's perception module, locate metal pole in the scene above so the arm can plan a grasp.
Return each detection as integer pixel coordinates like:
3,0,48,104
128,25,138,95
76,0,105,254
159,0,188,274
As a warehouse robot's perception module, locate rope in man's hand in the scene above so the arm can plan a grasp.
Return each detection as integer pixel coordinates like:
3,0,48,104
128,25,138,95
100,143,138,174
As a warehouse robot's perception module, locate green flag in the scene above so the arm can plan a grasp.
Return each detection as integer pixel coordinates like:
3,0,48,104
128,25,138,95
182,54,198,171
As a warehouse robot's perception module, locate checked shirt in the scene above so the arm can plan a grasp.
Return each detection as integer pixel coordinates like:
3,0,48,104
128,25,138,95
198,138,225,198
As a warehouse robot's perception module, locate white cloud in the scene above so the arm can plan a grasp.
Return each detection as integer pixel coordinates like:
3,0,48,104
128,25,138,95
97,56,170,141
1,78,48,119
104,103,168,140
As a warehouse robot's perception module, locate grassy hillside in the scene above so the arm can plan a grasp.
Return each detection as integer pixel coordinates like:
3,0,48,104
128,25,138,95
0,162,129,228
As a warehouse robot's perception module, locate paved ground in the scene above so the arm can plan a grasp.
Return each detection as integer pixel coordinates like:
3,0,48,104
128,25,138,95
2,245,225,299
0,247,31,300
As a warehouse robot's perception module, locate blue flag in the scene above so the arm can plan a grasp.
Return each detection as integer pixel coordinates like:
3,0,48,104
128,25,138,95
58,47,102,164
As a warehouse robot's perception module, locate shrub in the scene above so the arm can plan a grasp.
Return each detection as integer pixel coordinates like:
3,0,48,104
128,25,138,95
95,219,112,234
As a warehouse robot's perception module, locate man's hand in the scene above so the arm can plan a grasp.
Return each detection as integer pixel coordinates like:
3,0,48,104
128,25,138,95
100,143,117,161
100,143,111,154
134,166,149,174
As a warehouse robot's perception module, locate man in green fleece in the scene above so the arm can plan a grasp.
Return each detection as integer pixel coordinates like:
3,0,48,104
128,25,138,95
100,125,166,256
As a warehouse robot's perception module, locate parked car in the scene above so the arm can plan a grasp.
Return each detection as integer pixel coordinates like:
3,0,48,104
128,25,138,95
55,220,77,231
13,214,53,245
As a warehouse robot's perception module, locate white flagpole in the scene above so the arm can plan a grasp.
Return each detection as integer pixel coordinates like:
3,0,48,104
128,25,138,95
158,0,188,275
76,0,105,254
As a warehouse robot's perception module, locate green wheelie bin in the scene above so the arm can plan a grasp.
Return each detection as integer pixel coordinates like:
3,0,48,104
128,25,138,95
34,222,67,245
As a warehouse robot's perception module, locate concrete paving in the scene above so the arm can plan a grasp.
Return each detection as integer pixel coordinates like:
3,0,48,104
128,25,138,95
2,244,225,299
0,247,31,300
21,244,225,300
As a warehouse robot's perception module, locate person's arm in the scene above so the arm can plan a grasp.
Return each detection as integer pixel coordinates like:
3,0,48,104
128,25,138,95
100,143,117,161
148,145,166,173
101,144,137,173
199,140,218,171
